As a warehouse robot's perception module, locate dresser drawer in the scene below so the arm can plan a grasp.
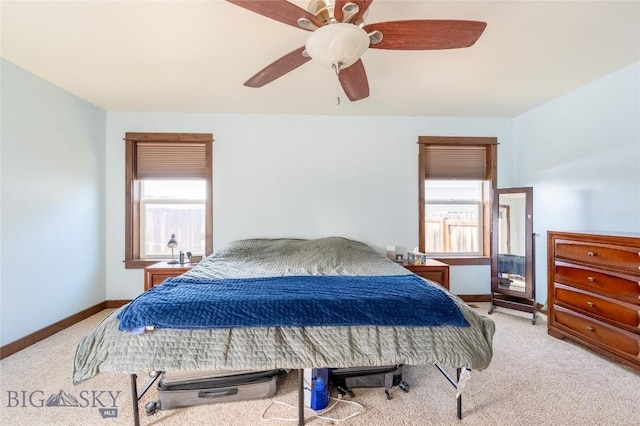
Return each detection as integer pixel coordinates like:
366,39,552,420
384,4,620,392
150,274,176,286
403,261,450,290
554,239,640,273
553,262,640,302
553,284,640,331
144,262,193,291
552,305,640,362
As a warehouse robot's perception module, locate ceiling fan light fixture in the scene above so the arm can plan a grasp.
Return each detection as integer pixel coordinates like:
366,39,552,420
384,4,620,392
305,23,370,70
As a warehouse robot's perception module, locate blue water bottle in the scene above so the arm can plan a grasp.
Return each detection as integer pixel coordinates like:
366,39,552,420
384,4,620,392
311,376,329,410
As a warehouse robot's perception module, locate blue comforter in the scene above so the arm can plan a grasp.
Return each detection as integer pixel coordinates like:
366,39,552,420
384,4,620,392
118,274,469,331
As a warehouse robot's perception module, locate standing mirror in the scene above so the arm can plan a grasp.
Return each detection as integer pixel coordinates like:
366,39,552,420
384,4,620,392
489,187,537,324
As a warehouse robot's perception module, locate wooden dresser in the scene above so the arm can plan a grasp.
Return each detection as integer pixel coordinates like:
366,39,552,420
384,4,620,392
403,259,450,291
547,231,640,370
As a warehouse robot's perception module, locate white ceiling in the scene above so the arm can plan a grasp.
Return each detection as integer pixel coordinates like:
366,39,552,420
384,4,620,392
2,1,639,117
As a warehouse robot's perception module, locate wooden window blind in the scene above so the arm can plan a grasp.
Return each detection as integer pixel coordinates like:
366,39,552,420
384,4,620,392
125,133,212,180
135,143,208,179
423,145,488,180
418,136,497,181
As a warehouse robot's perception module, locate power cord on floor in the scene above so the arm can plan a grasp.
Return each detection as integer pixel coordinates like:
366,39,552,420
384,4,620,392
261,394,364,423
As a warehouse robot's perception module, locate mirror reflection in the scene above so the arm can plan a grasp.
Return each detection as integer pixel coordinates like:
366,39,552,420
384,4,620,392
497,193,526,293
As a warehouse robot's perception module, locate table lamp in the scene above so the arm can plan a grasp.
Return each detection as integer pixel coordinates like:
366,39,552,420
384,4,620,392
167,234,178,264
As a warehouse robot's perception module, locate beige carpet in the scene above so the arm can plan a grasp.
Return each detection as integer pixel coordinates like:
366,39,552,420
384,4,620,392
1,303,638,426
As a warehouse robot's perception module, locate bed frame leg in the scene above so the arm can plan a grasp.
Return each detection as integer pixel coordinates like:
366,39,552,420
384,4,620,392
298,369,305,426
434,365,464,420
131,374,140,426
456,368,462,420
130,372,163,425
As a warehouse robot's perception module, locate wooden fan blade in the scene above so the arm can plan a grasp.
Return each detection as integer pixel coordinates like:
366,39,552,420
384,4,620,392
225,0,324,30
364,20,487,50
333,0,347,22
338,59,369,101
334,0,373,23
244,46,311,88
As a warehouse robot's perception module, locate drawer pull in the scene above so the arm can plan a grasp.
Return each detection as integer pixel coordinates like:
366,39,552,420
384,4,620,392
587,276,595,283
587,251,596,257
586,326,595,332
586,301,595,308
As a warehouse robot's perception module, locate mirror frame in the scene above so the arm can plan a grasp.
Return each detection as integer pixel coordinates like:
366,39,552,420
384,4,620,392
491,187,535,300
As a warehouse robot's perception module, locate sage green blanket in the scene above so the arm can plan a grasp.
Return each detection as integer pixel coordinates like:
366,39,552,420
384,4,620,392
73,237,494,385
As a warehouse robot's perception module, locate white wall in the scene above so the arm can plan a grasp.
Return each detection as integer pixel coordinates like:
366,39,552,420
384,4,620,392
0,59,107,346
106,113,513,299
512,61,640,304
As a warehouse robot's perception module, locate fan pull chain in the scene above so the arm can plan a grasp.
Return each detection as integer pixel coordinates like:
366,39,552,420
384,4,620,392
333,63,341,105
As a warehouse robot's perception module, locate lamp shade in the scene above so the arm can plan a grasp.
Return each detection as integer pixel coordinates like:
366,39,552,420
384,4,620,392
167,234,178,248
305,23,370,70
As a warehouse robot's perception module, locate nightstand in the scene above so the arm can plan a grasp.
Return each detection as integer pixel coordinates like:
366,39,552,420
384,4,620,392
144,261,193,291
403,259,450,290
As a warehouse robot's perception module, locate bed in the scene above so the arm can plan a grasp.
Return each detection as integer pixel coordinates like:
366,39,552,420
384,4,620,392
73,237,495,424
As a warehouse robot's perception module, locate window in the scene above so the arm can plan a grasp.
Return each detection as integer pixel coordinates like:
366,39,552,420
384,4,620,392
424,180,483,254
125,133,213,269
418,136,497,259
140,180,206,258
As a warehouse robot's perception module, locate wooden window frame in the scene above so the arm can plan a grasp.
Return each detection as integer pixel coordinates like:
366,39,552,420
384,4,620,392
124,132,213,269
418,136,497,263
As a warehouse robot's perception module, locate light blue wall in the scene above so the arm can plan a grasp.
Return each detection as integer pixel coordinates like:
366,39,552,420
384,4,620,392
2,56,638,345
105,113,512,299
513,61,640,304
0,59,107,346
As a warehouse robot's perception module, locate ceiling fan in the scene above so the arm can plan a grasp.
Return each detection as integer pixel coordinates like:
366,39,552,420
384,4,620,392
226,0,487,102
